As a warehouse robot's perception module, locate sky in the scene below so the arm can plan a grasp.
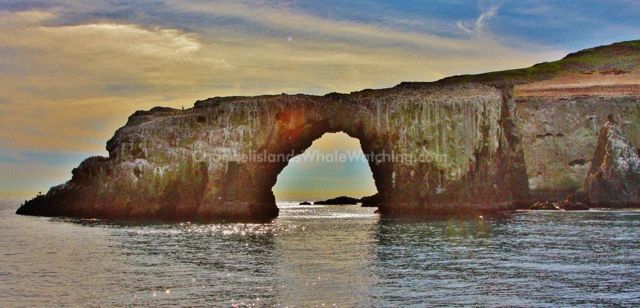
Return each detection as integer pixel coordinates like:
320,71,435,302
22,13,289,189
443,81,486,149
0,0,639,201
273,132,378,201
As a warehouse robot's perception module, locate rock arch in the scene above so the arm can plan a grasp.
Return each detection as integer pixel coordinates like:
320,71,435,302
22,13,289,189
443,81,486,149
17,83,529,221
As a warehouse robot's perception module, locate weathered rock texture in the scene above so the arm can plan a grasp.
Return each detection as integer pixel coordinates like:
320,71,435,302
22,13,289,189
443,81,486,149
583,117,640,207
515,97,640,200
16,40,640,220
17,83,527,220
444,40,640,202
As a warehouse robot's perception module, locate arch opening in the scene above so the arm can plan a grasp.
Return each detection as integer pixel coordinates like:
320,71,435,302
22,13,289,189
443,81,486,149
272,132,378,205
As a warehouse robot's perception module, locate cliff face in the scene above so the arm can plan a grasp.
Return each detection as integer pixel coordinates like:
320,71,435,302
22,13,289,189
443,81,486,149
583,117,640,207
445,40,640,202
17,83,527,221
16,40,640,220
515,96,640,200
511,46,640,201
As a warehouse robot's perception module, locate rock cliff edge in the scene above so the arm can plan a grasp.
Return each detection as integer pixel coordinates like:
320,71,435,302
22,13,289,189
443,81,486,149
16,40,640,221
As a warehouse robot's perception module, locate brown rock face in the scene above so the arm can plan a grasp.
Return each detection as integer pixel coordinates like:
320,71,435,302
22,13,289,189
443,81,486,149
16,83,528,221
583,117,640,207
515,96,640,201
442,40,640,202
17,40,640,221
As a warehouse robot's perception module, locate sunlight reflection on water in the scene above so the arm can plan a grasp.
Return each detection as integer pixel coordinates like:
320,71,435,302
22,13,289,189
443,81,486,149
1,202,639,306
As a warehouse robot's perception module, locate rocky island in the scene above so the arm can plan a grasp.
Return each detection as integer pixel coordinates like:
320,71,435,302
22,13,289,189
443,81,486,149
313,196,360,205
16,40,640,221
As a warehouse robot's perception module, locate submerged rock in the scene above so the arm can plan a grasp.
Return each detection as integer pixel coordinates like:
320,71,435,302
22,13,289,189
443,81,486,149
583,115,640,207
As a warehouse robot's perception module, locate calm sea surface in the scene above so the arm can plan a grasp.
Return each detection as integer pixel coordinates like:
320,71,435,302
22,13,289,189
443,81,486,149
1,201,639,307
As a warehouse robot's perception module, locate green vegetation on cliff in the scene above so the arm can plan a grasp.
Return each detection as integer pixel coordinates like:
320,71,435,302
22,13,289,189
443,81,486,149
438,40,640,85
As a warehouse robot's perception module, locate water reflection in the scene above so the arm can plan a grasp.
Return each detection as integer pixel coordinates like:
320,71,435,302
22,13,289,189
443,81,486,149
270,205,380,306
1,203,639,306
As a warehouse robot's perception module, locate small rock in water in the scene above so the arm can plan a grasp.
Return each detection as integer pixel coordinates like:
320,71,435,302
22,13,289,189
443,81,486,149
299,201,312,205
359,194,381,207
313,196,359,205
554,199,589,211
529,201,559,210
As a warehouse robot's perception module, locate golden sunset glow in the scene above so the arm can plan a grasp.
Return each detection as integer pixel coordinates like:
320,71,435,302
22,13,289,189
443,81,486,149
1,1,637,200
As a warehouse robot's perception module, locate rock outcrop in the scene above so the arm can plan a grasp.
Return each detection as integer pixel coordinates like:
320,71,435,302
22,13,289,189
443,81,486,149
359,194,382,207
16,40,640,221
582,116,640,207
558,201,589,211
514,97,640,201
16,82,527,221
443,40,640,202
314,196,360,205
528,201,559,210
525,200,589,211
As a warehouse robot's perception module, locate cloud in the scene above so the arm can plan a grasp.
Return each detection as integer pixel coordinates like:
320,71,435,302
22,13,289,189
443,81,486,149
44,24,201,58
166,0,506,53
0,4,565,199
0,11,232,155
457,5,499,36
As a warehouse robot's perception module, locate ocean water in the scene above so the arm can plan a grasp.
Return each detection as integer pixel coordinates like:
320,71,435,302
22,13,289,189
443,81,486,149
1,201,639,307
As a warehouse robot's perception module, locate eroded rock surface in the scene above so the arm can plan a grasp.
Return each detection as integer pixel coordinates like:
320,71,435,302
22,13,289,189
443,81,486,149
16,40,640,221
515,97,640,200
443,40,640,202
17,83,527,221
583,116,640,207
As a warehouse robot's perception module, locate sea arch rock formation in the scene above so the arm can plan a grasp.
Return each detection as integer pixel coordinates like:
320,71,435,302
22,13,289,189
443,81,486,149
21,41,640,220
17,83,529,221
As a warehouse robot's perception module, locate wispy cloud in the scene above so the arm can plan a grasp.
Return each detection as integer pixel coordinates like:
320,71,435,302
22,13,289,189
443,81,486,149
457,5,499,36
0,2,561,199
165,0,515,54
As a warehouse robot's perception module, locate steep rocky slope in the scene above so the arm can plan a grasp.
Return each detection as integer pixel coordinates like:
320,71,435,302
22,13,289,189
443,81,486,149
445,40,640,201
583,116,640,207
513,43,640,201
17,40,640,220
